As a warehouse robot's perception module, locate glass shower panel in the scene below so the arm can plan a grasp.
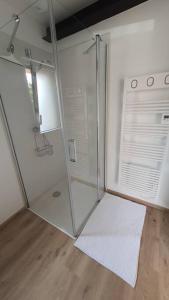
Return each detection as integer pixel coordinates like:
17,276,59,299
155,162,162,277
59,40,98,233
0,0,74,236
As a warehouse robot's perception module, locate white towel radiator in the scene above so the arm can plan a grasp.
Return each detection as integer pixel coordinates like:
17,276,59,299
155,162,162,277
119,72,169,202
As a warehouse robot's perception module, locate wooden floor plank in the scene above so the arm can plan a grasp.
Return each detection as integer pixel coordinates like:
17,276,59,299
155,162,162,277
0,207,169,300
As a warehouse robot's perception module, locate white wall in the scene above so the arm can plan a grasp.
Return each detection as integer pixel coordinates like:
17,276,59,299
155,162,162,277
0,115,24,224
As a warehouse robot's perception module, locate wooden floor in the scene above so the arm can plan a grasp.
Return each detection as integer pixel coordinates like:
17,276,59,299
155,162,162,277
0,207,169,300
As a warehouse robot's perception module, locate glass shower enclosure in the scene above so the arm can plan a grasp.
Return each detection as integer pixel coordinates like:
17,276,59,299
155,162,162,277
0,0,106,237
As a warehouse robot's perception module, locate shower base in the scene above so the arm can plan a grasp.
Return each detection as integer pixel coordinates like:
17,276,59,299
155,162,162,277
29,179,73,237
29,179,97,237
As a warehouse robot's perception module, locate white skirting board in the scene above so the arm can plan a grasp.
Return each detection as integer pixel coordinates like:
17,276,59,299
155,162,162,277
74,193,146,287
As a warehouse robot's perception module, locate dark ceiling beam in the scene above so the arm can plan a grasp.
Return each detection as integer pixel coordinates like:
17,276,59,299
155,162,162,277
43,0,149,42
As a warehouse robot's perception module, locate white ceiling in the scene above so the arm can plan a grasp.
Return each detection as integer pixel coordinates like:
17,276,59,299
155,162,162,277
5,0,97,25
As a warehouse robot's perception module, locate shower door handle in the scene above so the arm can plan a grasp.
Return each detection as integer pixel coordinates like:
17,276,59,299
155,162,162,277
68,139,77,162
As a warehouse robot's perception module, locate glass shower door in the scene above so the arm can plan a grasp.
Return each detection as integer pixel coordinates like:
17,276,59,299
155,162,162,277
49,0,106,235
58,36,106,233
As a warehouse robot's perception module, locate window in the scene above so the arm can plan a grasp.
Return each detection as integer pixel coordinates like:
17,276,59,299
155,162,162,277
25,66,60,132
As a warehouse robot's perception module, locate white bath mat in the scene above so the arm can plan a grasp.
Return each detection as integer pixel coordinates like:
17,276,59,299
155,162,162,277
74,193,146,287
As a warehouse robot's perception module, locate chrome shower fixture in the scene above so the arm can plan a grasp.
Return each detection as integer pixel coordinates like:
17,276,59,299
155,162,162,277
0,14,23,67
6,14,20,54
83,35,102,54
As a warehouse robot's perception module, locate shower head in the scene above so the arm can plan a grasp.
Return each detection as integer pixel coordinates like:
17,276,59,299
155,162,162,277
0,53,24,67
